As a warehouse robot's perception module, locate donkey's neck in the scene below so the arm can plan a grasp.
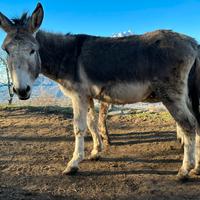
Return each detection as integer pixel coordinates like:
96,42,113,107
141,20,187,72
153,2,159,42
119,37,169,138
36,30,79,82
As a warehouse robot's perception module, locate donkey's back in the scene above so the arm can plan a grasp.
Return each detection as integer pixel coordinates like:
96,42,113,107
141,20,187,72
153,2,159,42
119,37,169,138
79,30,197,84
74,30,198,105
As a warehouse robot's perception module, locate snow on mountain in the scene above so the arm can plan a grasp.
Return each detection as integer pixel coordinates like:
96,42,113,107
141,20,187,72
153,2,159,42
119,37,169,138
112,30,133,37
32,75,64,98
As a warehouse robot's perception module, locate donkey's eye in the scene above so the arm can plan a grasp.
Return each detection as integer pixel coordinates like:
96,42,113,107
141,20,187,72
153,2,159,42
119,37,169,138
30,49,35,55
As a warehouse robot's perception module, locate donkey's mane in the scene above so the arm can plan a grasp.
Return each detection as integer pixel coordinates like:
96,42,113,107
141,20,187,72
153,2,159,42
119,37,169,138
12,13,30,26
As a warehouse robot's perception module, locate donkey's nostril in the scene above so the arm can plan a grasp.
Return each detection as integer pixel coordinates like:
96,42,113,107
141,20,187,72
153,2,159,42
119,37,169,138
26,85,31,93
18,89,28,97
13,86,31,99
13,87,29,97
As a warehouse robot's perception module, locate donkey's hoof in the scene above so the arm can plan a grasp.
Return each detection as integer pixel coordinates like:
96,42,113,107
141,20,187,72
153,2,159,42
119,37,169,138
103,144,110,152
177,169,189,182
189,168,200,176
103,142,111,150
62,166,79,175
88,154,101,161
103,138,111,146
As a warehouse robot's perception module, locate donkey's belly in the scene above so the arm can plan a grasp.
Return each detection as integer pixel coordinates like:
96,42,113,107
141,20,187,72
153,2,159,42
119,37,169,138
94,82,152,104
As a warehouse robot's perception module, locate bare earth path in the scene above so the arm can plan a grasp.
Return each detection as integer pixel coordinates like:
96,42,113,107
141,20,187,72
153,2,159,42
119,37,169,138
1,106,200,200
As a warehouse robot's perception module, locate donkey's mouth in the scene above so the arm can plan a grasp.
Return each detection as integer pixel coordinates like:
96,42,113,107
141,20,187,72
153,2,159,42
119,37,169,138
19,95,31,100
13,86,31,100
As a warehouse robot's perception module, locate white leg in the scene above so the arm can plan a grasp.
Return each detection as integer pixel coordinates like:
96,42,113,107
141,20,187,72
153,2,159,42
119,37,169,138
174,113,195,180
63,95,88,175
175,111,195,179
190,125,200,175
179,130,195,177
87,98,103,160
162,97,196,180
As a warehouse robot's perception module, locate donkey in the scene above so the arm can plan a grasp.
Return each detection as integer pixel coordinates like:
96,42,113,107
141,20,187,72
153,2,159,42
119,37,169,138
0,3,200,180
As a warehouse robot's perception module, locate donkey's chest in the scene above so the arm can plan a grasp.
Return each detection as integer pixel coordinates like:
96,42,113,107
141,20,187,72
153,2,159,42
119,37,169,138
92,82,152,104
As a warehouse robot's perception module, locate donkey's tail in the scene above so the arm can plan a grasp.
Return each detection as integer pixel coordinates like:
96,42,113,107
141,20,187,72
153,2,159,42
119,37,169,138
188,56,200,126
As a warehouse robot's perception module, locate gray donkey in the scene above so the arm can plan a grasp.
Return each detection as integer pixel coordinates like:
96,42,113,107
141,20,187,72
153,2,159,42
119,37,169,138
0,3,200,180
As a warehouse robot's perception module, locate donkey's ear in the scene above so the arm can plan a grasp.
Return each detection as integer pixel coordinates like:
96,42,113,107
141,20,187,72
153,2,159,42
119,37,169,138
28,3,44,33
0,12,13,33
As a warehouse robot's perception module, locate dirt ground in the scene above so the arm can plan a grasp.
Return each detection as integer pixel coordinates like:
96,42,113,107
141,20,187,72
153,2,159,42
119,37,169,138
1,106,200,200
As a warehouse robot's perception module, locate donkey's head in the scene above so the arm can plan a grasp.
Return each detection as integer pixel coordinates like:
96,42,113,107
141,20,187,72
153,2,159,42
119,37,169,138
0,3,44,100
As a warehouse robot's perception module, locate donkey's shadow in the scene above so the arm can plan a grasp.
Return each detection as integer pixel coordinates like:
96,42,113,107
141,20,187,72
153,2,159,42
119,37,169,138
80,130,181,177
77,169,178,176
109,130,176,146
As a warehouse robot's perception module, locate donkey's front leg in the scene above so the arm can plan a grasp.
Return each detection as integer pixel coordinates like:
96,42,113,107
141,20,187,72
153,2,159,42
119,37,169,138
63,95,88,175
176,123,184,148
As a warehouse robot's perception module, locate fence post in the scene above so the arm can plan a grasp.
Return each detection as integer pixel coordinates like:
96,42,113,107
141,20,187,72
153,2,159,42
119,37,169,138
5,65,14,104
0,56,14,104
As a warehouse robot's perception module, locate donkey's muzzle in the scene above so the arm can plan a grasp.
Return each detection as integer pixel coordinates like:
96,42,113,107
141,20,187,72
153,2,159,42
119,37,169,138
13,86,31,100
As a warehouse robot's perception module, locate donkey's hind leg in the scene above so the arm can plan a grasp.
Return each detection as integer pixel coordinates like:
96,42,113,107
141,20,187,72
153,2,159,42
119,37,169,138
87,98,103,160
98,102,110,146
161,96,196,180
190,126,200,175
63,95,88,175
176,123,184,148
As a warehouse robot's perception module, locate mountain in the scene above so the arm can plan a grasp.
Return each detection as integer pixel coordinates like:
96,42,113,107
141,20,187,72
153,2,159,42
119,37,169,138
32,75,64,99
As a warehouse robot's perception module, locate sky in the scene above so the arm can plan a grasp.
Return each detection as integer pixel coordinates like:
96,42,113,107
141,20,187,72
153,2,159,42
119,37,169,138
0,0,200,43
